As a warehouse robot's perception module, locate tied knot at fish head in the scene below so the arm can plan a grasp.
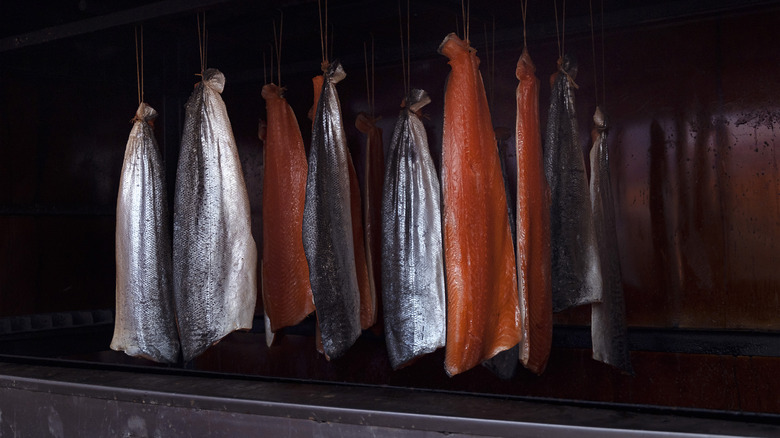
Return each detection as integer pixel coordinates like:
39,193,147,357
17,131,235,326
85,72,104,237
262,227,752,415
325,60,346,84
593,106,609,131
515,48,536,80
355,112,381,132
261,83,285,100
402,88,431,115
132,102,158,125
202,68,226,94
558,54,579,89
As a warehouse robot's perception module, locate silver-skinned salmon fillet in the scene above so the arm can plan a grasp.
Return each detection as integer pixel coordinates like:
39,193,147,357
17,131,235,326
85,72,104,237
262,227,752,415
173,68,258,362
589,107,633,373
111,102,180,363
543,55,602,312
302,61,361,360
381,89,446,369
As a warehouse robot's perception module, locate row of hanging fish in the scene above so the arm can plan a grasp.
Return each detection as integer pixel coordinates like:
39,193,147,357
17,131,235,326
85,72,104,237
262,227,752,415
112,69,258,363
112,33,630,375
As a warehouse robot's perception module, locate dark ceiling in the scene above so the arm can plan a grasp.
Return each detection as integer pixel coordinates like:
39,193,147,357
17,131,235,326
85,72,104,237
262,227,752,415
1,0,777,114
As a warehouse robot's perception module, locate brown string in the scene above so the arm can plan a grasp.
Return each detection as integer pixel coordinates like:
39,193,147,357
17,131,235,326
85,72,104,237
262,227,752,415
134,26,142,105
398,0,406,94
406,0,410,93
278,10,283,87
318,0,325,63
554,0,561,61
601,0,606,105
520,0,528,49
272,11,283,87
590,0,599,106
197,12,207,75
364,41,371,112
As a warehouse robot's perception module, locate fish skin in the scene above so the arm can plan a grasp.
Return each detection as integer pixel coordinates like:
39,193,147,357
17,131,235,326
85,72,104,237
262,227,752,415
261,84,315,334
302,61,361,360
515,49,553,375
381,89,446,370
173,69,258,362
356,112,384,331
309,73,374,331
589,107,633,374
111,103,180,364
439,33,522,377
543,54,602,312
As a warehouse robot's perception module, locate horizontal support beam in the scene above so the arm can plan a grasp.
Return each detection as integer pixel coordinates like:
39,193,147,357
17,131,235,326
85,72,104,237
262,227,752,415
0,360,778,436
0,0,235,52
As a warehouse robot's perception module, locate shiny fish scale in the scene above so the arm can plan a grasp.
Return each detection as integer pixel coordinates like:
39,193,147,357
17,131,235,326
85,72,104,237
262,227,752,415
173,69,257,362
543,55,602,312
381,89,446,369
111,103,180,363
302,61,361,360
589,107,633,373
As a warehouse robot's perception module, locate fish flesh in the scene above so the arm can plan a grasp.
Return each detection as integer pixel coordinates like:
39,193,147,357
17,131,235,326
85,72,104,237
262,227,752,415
381,89,446,369
589,107,633,373
543,54,602,312
302,61,361,359
261,83,315,337
111,102,180,363
173,69,258,362
356,112,384,331
515,48,552,375
348,155,376,329
439,33,521,376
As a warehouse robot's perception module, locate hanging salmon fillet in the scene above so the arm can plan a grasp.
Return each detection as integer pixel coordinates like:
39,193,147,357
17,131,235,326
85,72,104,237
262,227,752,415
310,71,374,330
348,156,376,329
356,112,384,330
544,55,602,312
260,83,315,338
515,49,552,375
303,61,362,359
381,89,446,369
589,107,633,373
439,33,521,376
111,103,180,363
173,69,258,362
